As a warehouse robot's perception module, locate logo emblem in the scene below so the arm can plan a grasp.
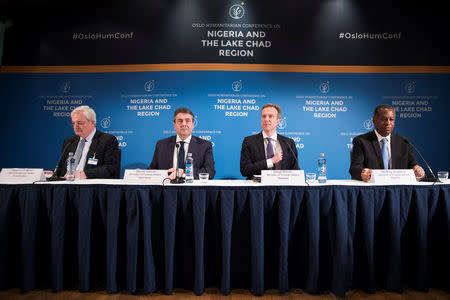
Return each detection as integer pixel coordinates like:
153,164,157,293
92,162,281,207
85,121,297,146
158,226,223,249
60,81,71,93
363,119,373,130
277,117,287,130
405,81,415,94
319,81,330,94
101,117,111,129
229,4,245,19
232,80,242,92
194,115,198,127
144,80,155,92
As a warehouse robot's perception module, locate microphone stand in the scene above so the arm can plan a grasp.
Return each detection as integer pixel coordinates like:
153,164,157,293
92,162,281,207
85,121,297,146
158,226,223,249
171,142,185,184
47,141,73,181
406,139,440,182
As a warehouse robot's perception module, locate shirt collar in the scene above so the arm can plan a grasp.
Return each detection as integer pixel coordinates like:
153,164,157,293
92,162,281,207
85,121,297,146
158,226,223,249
374,129,390,143
176,134,192,144
262,131,277,141
83,128,96,142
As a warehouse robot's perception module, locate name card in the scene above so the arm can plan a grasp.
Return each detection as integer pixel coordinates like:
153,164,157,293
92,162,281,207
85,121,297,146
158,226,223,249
123,169,168,184
0,168,46,183
370,169,416,184
261,170,305,185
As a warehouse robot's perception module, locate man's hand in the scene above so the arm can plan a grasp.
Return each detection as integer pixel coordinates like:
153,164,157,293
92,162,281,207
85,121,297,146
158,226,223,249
74,170,87,180
361,168,372,182
168,168,184,180
271,151,283,165
412,165,425,179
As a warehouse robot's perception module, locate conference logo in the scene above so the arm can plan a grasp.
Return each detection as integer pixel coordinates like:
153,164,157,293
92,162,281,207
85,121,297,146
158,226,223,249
229,3,245,20
194,115,198,127
319,81,330,94
405,81,415,94
232,80,243,92
144,80,155,92
277,117,287,130
60,81,71,93
363,119,373,130
101,117,111,129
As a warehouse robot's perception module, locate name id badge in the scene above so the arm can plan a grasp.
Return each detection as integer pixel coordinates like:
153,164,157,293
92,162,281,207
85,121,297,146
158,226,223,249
88,158,98,165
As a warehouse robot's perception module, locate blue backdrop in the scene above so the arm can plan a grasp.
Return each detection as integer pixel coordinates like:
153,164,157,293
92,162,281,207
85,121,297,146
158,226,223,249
0,71,448,179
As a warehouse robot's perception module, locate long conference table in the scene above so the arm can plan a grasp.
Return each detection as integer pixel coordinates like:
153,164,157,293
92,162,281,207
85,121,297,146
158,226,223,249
0,179,449,297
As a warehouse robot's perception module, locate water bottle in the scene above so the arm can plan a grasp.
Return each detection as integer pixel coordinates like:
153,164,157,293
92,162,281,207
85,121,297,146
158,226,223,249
317,153,327,183
185,153,194,183
66,152,75,181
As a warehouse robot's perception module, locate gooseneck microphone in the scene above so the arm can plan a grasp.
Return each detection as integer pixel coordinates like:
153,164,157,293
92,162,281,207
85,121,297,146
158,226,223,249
405,139,440,182
47,141,74,181
171,142,185,184
284,140,301,170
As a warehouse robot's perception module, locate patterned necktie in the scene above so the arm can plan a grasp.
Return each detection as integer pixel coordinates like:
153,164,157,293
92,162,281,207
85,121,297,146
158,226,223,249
73,138,86,170
381,138,389,169
266,137,274,159
178,141,185,169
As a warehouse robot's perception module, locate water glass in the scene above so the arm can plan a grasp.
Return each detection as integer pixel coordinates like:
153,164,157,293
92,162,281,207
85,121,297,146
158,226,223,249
437,171,448,182
306,173,316,184
199,173,209,183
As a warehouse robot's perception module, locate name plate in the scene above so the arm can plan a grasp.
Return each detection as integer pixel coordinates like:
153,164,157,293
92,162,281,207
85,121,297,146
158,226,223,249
123,169,167,184
261,170,305,185
0,168,46,183
370,169,416,184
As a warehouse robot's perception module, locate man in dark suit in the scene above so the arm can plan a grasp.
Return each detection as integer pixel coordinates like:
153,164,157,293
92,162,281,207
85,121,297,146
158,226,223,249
149,107,215,180
53,105,121,179
349,104,425,182
240,103,299,179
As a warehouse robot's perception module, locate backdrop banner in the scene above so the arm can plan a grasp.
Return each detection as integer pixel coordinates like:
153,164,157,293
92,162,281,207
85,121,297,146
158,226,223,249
0,71,448,179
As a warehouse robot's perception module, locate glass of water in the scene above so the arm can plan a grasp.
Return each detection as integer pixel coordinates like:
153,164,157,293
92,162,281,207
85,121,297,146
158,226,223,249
199,173,209,183
306,173,316,184
437,171,448,182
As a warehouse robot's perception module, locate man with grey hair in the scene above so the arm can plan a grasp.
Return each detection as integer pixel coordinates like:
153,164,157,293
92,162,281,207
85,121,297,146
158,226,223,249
52,105,121,179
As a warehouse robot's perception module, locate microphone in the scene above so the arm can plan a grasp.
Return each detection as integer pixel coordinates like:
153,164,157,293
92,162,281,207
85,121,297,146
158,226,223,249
47,141,74,181
170,142,185,184
284,139,301,170
404,139,440,182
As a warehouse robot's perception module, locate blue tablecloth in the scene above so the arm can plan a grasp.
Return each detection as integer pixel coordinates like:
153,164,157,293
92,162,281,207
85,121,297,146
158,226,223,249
0,183,449,297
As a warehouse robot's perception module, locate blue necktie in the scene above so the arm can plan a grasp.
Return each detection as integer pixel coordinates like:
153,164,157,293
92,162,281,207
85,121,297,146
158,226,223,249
381,138,389,169
178,141,185,169
73,138,86,170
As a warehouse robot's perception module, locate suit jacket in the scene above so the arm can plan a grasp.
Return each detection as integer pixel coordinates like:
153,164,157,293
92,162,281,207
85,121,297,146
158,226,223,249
55,130,121,179
240,132,300,179
149,135,216,179
349,131,418,180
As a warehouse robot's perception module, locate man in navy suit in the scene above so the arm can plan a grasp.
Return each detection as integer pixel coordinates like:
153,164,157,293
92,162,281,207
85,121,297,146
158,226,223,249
240,103,299,179
53,105,121,179
349,104,425,182
149,107,215,180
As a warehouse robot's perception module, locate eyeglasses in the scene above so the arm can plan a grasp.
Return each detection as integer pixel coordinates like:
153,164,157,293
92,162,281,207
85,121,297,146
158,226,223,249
72,121,86,126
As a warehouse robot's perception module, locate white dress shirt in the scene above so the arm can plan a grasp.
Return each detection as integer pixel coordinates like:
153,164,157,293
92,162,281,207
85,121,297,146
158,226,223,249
172,135,192,169
75,128,96,171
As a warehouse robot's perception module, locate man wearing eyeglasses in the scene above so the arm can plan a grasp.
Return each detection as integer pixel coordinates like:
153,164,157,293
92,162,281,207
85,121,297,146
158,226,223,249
51,105,121,179
149,107,215,180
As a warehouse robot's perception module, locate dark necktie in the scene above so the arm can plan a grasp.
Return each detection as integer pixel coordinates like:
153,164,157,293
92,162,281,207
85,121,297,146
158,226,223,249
266,137,274,159
266,137,275,170
178,141,185,169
